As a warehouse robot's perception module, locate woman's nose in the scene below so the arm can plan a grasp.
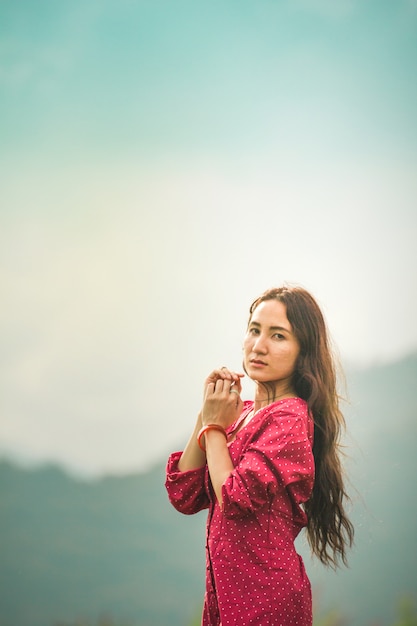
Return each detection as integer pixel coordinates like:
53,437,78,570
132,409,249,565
253,334,267,353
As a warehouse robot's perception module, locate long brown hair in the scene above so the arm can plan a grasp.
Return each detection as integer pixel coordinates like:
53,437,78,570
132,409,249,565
249,285,354,568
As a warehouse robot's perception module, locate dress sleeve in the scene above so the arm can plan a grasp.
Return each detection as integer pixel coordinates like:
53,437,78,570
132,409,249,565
221,404,314,519
165,451,210,515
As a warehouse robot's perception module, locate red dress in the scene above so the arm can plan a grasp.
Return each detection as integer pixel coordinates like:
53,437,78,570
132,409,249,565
165,397,315,626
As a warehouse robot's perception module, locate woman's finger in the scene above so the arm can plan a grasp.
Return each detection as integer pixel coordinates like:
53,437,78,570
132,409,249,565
204,381,215,399
206,368,230,384
231,377,243,394
215,378,225,392
204,368,244,398
219,367,233,380
220,368,244,382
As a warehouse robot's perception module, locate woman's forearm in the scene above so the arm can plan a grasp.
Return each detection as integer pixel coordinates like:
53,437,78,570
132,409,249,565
177,416,234,507
205,429,234,506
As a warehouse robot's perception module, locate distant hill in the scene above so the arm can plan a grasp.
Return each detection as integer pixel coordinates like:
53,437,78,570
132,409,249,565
0,459,205,626
1,354,416,626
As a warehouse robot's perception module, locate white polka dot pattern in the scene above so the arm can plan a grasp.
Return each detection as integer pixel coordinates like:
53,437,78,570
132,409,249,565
166,397,315,626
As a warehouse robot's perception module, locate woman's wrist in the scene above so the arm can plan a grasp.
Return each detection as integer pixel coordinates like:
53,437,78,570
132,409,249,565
197,423,227,451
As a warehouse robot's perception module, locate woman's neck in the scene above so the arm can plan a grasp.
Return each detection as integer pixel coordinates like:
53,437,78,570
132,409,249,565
253,382,296,413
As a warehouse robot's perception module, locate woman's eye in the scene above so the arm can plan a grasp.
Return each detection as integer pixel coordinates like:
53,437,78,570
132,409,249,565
273,333,284,340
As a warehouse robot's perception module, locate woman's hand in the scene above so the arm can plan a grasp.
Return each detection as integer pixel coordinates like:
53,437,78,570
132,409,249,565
201,367,244,429
177,367,243,473
203,366,244,396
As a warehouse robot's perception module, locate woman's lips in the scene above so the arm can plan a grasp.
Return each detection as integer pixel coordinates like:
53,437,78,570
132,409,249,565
250,359,267,367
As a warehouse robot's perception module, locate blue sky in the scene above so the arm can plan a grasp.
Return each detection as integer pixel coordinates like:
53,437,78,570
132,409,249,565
1,0,416,475
2,0,417,157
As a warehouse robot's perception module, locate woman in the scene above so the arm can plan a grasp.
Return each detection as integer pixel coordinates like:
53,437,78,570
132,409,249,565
165,285,354,626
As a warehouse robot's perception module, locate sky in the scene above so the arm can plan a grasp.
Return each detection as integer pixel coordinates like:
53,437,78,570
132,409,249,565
1,0,416,477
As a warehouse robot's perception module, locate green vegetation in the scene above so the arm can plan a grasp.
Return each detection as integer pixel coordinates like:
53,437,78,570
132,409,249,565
392,596,417,626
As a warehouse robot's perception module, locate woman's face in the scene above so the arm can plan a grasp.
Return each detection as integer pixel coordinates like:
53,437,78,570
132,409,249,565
243,299,300,385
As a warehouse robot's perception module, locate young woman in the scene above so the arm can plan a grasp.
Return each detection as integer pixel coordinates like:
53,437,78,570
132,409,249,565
165,285,354,626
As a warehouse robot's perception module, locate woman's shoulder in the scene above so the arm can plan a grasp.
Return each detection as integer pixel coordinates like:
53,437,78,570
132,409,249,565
268,396,308,413
262,397,310,423
264,398,313,438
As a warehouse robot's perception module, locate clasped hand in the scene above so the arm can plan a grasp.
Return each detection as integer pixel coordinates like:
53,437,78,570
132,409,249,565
201,367,244,429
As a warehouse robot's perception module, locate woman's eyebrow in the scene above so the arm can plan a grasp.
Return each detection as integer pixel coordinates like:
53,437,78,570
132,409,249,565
249,321,292,333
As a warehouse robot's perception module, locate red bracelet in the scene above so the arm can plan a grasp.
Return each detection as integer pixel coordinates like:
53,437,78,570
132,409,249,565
197,424,227,451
